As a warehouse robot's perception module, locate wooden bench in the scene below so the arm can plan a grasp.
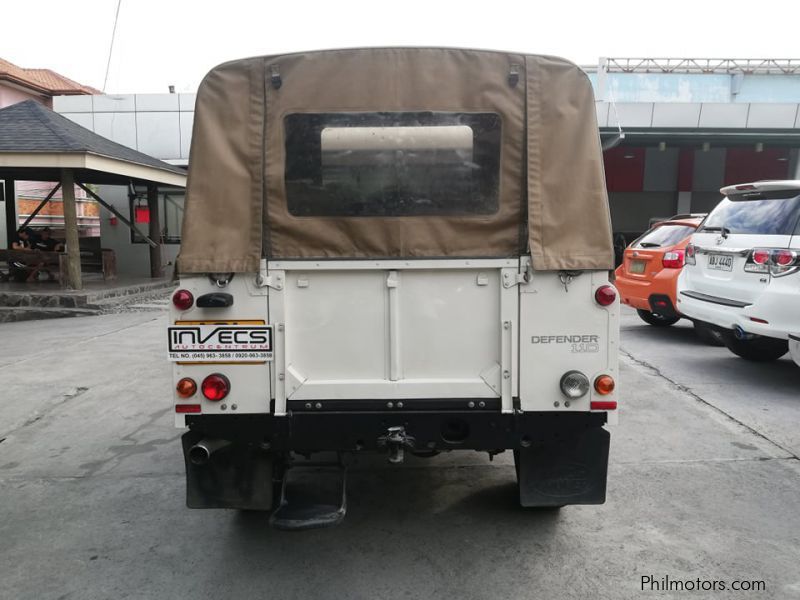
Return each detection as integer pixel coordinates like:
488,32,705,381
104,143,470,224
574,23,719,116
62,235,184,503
0,248,117,284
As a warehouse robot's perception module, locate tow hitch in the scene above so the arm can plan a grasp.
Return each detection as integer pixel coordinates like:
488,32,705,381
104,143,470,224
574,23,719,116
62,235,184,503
377,426,416,464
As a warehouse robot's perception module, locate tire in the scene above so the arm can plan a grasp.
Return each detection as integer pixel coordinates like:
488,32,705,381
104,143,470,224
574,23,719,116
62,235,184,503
637,309,680,327
720,333,789,362
694,323,725,346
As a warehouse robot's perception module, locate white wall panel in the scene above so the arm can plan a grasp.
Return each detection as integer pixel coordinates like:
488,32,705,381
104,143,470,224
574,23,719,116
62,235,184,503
595,102,609,127
698,103,749,128
179,93,197,112
610,103,653,128
60,112,94,129
652,103,701,128
747,104,799,128
179,112,194,159
135,112,180,159
93,112,137,149
93,94,135,112
135,93,179,112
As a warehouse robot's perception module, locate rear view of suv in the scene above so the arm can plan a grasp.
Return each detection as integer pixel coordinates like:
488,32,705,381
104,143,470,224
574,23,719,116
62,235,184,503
616,215,703,327
677,181,800,361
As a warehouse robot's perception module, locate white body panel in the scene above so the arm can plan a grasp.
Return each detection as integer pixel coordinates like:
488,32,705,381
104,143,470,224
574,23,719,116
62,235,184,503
171,258,620,426
519,266,619,423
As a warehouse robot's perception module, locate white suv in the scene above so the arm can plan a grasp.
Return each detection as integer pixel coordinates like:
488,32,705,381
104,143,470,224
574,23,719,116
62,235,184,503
677,180,800,362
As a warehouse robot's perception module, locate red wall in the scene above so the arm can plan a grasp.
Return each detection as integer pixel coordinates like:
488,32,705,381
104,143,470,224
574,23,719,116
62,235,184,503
724,147,790,186
603,147,645,192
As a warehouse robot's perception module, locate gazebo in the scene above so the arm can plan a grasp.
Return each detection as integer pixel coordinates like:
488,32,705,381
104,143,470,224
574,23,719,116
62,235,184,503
0,100,186,289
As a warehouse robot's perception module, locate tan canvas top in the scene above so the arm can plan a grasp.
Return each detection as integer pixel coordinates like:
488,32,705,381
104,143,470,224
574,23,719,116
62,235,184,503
178,48,612,273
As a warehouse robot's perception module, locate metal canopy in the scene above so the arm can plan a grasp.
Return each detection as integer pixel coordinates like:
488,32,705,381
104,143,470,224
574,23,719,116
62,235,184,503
0,100,186,289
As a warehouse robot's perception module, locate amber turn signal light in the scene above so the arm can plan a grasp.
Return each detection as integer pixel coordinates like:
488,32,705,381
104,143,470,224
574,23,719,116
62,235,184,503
594,374,615,395
176,377,197,398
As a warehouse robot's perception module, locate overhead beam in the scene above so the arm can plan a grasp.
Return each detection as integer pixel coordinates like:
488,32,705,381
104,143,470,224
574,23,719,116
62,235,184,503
75,182,158,248
61,169,82,290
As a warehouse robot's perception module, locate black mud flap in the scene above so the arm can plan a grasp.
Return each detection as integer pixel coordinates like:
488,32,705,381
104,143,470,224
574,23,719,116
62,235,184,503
182,431,275,510
517,426,610,507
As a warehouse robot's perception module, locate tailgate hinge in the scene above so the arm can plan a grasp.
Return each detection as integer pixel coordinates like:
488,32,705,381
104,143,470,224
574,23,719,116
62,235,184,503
256,267,284,290
502,266,531,289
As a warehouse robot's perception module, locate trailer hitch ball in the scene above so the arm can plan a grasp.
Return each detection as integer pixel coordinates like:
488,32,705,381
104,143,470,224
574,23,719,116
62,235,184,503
378,426,415,464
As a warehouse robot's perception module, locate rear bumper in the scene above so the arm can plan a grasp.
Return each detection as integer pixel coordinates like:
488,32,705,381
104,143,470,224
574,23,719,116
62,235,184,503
789,335,800,367
615,270,680,315
185,409,608,452
677,281,800,340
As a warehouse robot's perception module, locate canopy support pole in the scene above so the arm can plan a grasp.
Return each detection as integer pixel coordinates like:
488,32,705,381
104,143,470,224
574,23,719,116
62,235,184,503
17,183,62,232
75,182,157,248
61,169,83,290
147,183,163,278
4,179,16,248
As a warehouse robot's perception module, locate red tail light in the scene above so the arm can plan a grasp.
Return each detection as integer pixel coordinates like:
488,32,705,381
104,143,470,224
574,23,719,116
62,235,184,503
201,374,230,401
774,249,796,266
172,289,194,311
595,285,617,306
752,249,770,265
685,243,696,265
662,250,685,269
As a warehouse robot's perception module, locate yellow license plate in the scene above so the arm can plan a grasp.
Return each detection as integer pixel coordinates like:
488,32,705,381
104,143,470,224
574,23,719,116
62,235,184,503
630,260,646,274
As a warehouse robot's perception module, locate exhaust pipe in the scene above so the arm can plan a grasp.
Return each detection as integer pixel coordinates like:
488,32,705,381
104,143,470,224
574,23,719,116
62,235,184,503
733,325,748,341
189,438,232,466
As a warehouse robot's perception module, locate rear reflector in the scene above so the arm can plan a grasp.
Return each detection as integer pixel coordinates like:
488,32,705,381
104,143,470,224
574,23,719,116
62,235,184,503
749,317,769,324
590,400,617,410
175,404,201,414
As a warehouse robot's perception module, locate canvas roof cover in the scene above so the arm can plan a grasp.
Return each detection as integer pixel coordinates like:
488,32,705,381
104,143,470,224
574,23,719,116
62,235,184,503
178,48,612,273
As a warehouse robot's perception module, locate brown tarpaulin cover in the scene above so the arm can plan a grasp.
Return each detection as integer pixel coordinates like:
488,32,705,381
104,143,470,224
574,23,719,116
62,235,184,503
178,48,612,273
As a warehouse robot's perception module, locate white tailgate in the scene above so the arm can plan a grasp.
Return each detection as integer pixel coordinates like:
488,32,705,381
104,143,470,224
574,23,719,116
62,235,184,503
268,259,519,414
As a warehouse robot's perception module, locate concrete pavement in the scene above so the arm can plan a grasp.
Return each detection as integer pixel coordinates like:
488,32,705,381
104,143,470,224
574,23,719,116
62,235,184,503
1,308,799,599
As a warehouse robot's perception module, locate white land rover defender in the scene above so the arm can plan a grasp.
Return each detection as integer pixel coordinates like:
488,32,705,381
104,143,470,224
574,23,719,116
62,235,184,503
169,48,619,528
678,181,800,362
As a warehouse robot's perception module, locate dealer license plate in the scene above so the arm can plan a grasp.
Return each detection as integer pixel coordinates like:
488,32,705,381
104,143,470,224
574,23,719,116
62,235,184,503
168,324,273,362
707,253,733,271
630,260,646,274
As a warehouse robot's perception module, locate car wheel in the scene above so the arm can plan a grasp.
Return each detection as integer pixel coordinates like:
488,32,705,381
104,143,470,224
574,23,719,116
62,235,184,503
720,333,789,361
694,323,725,346
637,309,680,327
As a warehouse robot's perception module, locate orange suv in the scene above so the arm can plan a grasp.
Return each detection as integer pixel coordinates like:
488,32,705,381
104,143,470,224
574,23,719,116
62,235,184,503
615,215,704,327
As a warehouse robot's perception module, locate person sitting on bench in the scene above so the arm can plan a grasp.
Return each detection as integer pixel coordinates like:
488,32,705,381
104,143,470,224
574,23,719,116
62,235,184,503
9,228,46,283
32,227,65,252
